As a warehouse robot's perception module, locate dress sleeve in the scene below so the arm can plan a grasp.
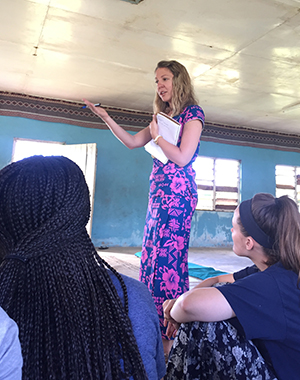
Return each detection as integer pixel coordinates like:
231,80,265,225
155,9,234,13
183,105,205,127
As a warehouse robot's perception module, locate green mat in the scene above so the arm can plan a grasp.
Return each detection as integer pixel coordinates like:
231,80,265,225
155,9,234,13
135,252,228,280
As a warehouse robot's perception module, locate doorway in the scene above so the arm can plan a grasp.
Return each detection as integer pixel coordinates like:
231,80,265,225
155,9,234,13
12,138,97,236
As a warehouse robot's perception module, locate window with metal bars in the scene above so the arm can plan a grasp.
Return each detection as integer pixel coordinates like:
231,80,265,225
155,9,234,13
193,156,241,211
275,165,300,211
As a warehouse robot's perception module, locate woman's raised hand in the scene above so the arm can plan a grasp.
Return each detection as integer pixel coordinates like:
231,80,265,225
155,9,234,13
82,99,108,120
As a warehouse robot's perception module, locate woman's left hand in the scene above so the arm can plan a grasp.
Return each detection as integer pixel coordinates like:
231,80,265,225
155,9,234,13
149,114,159,140
163,299,180,338
163,299,179,325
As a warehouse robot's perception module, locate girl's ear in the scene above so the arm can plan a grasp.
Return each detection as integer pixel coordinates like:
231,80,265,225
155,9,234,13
245,236,255,251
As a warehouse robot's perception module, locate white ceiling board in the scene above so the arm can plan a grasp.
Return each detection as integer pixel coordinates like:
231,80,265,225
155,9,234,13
0,0,48,44
241,13,300,65
199,52,300,97
0,0,300,135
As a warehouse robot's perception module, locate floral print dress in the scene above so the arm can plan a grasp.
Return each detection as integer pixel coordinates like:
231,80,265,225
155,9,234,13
139,105,205,339
166,320,278,380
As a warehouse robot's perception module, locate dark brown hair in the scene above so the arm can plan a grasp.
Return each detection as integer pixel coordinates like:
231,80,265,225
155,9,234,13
238,193,300,278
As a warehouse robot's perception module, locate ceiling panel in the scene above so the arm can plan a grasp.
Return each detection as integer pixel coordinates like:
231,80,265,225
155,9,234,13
0,0,299,134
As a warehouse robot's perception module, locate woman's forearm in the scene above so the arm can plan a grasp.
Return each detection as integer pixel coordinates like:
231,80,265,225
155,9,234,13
155,139,191,167
153,119,203,167
102,115,151,149
82,100,152,149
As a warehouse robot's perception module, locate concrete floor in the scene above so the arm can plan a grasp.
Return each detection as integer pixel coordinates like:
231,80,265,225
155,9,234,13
97,246,253,289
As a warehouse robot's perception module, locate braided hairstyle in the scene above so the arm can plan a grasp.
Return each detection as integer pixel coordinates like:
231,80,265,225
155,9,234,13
0,155,148,380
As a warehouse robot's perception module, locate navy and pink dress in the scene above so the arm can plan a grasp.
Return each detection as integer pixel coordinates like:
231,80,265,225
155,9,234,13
139,104,205,338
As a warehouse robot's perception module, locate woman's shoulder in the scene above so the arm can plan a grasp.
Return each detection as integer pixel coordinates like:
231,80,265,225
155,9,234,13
181,104,205,123
108,270,154,301
120,274,156,301
0,307,19,340
0,307,22,379
264,262,299,284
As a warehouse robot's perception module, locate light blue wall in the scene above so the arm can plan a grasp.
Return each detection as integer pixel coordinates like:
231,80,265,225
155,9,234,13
1,115,300,248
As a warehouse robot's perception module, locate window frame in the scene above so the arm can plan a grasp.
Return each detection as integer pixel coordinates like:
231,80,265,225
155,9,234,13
275,164,300,210
193,156,241,212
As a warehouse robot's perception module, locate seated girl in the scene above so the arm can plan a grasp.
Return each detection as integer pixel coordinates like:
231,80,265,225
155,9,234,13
0,155,165,380
163,193,300,380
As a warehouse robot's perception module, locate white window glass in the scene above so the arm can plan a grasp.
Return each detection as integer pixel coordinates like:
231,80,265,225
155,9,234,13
276,165,300,211
193,156,241,211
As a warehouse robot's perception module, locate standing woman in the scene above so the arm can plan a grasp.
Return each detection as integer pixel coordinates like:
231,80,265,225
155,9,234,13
84,60,205,353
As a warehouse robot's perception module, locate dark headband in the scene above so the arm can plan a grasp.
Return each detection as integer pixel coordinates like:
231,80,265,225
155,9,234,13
239,199,275,249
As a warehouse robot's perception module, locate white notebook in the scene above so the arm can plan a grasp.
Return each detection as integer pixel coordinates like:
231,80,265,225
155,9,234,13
144,112,181,164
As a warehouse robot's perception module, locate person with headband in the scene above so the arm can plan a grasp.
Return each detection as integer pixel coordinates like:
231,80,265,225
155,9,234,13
83,60,205,356
163,193,300,379
0,155,165,380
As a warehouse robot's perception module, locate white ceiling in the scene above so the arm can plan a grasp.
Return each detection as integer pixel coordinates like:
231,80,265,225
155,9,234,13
1,0,300,134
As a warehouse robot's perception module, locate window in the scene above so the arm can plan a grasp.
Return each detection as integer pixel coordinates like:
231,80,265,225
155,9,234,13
275,165,300,210
193,156,241,211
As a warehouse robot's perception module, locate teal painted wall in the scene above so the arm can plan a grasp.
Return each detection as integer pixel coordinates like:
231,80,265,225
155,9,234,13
0,115,151,247
190,142,300,247
1,115,300,247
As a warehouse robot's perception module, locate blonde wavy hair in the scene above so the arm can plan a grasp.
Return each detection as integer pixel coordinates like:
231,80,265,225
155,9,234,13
153,60,198,117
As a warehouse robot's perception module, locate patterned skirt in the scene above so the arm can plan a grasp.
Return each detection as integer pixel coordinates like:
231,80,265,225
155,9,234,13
165,320,278,380
139,194,197,339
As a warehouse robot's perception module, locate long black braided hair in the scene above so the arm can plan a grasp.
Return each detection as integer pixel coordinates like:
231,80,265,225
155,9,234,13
0,155,148,380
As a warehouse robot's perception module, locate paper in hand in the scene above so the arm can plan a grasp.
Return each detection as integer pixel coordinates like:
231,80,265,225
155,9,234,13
144,113,181,164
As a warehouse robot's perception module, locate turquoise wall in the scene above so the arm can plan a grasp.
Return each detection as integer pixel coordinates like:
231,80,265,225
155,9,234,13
1,115,300,248
190,142,300,247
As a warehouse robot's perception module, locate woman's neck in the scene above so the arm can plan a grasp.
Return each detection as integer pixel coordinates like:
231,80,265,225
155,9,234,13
252,257,269,271
164,102,173,116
